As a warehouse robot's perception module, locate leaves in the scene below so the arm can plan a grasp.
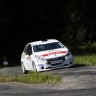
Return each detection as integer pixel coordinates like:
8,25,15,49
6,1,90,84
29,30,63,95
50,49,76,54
0,0,96,65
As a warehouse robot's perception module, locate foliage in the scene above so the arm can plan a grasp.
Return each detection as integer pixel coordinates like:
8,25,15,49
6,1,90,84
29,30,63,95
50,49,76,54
0,0,96,65
0,0,96,45
68,42,96,55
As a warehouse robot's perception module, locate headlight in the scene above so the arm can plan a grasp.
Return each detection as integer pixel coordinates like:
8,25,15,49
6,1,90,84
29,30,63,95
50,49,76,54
66,50,72,57
35,55,47,63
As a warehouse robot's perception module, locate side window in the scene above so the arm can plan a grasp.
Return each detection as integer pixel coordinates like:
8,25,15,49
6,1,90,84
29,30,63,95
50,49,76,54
24,44,32,55
27,44,32,55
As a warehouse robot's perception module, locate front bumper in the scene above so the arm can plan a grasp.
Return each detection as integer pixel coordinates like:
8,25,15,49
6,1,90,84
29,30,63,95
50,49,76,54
36,56,74,72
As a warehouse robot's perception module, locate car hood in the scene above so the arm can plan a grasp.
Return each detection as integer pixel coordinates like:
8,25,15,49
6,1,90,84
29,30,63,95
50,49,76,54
34,48,68,59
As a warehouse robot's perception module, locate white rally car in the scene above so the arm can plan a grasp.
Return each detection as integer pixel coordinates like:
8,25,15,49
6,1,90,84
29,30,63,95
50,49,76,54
21,39,74,74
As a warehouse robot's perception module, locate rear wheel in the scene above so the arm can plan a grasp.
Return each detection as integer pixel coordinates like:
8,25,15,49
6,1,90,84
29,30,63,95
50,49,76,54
21,62,28,74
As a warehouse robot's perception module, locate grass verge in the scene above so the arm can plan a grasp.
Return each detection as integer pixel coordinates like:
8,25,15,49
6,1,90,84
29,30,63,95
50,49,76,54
0,72,61,84
74,54,96,66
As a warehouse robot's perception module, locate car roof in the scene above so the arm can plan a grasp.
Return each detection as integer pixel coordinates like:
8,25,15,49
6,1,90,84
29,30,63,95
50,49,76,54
28,39,59,46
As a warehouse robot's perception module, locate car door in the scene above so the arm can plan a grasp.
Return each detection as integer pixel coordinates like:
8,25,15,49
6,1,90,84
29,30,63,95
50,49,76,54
23,44,33,70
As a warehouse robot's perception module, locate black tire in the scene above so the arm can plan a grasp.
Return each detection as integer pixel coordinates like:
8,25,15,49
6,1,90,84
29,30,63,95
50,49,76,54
21,62,28,74
32,61,37,72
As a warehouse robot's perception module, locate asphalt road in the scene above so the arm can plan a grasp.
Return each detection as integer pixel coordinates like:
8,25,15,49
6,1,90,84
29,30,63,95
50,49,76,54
0,65,96,96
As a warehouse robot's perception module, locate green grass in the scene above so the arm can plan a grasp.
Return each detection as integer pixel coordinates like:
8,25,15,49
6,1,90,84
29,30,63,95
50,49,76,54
0,72,61,84
69,42,96,66
0,73,11,82
74,54,96,66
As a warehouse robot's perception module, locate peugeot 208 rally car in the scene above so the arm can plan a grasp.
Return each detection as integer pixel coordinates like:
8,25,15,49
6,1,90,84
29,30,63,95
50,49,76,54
21,39,74,74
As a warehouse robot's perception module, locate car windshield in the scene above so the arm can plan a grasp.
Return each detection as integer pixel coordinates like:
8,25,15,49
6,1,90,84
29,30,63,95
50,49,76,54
33,42,64,52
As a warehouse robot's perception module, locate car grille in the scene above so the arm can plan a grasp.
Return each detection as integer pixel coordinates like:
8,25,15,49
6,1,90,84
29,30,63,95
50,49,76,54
47,56,65,66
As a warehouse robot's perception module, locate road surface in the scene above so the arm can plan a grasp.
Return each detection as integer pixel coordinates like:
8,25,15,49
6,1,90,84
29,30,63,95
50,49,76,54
0,65,96,96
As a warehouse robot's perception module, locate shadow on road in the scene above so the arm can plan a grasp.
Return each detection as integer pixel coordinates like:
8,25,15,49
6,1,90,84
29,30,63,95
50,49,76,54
72,64,86,68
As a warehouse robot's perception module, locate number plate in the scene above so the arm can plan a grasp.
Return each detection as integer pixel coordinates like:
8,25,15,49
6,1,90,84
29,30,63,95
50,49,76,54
51,60,63,64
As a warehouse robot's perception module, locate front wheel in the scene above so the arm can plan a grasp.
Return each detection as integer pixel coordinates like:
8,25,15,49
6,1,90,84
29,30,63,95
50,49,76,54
21,62,28,74
32,61,37,72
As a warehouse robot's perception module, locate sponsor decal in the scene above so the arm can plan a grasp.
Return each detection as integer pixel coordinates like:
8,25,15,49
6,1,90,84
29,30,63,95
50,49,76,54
42,51,66,57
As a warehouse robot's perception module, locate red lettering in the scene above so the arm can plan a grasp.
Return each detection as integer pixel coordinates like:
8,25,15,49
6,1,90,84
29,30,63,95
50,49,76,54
42,51,66,57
